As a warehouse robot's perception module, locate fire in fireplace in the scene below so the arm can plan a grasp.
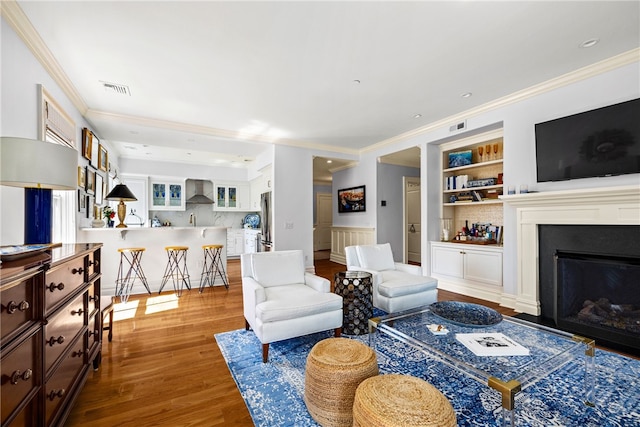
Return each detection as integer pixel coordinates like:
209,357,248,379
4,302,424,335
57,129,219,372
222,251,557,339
555,251,640,352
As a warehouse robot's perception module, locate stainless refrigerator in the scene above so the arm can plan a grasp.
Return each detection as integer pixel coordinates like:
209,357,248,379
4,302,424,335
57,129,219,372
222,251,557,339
260,191,272,251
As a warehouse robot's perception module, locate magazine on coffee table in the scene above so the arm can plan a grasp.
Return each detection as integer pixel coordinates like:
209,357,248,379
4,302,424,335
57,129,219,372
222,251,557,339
456,333,530,356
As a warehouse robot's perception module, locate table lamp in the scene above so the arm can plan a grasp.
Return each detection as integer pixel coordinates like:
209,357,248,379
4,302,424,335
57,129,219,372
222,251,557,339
1,137,77,244
105,184,137,228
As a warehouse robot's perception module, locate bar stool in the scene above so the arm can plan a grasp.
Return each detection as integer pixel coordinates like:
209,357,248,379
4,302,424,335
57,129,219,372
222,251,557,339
115,247,151,303
159,246,191,297
199,244,229,292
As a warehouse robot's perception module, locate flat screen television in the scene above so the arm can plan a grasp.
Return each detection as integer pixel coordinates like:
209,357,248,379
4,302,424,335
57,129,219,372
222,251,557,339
535,98,640,182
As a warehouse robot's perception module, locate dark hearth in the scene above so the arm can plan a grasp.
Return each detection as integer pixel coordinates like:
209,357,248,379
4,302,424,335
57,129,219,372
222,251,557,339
538,225,640,355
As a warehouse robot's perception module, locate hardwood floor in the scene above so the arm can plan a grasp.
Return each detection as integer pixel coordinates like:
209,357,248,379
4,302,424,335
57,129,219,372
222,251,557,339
67,258,624,426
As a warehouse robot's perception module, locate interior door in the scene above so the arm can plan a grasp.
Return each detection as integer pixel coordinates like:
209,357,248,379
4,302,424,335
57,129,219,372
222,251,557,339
315,193,332,251
404,177,421,264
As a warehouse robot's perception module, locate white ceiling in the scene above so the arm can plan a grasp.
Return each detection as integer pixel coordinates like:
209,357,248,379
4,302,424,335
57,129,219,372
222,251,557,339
10,1,640,179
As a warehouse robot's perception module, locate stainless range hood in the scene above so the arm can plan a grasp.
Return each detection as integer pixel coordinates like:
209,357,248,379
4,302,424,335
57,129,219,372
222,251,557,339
186,179,214,204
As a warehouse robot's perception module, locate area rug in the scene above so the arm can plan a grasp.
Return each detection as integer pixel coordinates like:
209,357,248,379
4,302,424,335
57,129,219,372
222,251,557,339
215,328,640,426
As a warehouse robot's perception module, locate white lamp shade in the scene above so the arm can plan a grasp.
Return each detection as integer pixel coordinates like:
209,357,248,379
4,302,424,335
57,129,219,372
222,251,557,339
1,137,77,190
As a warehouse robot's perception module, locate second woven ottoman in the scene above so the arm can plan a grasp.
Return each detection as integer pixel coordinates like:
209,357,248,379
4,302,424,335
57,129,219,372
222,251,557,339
304,337,379,427
352,374,457,427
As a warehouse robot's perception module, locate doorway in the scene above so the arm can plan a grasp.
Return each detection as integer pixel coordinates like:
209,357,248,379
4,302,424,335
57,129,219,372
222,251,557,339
404,177,421,264
315,193,332,252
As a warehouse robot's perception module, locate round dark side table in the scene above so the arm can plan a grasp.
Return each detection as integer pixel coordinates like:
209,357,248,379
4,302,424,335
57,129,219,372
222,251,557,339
334,271,373,335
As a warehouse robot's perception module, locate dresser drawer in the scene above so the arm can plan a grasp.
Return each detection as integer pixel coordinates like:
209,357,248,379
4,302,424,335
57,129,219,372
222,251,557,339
1,393,37,427
86,311,101,360
86,249,101,280
44,292,85,375
45,258,85,315
1,270,41,347
44,335,86,426
1,328,41,426
87,280,100,316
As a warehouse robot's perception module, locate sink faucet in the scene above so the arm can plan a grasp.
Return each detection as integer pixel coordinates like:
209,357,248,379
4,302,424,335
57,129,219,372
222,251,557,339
189,213,196,227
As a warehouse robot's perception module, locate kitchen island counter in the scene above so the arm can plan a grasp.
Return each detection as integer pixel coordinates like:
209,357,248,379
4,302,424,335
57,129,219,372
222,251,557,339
77,226,228,296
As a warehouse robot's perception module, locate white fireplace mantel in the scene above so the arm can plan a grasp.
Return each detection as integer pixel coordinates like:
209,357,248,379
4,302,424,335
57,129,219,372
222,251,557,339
501,184,640,315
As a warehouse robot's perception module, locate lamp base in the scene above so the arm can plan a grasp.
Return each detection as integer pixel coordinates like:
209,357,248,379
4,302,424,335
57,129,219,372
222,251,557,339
116,201,128,228
24,188,52,244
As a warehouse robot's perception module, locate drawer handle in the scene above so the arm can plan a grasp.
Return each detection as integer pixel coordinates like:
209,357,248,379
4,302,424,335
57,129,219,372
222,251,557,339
10,369,32,385
48,282,65,292
72,308,84,316
6,300,30,314
48,335,65,346
88,259,95,266
72,267,84,275
48,389,66,400
88,329,99,337
72,349,84,358
89,295,100,304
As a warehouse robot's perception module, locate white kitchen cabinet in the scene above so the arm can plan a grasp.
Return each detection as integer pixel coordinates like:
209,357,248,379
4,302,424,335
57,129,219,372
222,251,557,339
244,229,260,254
214,182,250,211
120,174,149,225
250,177,262,211
431,242,503,302
227,229,245,257
150,178,186,211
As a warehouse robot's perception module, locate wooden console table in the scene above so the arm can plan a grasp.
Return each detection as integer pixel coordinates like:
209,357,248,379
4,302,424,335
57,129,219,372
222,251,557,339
1,243,103,426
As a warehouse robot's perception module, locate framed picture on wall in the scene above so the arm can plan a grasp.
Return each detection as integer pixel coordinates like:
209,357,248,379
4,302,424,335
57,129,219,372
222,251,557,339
95,173,104,205
78,189,86,214
98,144,108,172
337,185,366,213
85,166,95,195
90,134,100,168
77,166,85,187
86,195,93,219
82,128,92,161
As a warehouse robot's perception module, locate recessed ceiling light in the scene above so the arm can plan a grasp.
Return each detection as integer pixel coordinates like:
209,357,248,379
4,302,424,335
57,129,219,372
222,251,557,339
413,114,422,119
580,38,599,48
461,92,472,98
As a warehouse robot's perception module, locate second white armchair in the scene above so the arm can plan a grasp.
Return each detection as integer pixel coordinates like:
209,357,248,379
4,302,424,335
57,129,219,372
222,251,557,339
345,243,438,314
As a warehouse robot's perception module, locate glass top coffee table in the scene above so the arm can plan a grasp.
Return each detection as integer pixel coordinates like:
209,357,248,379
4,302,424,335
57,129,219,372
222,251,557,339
368,304,596,426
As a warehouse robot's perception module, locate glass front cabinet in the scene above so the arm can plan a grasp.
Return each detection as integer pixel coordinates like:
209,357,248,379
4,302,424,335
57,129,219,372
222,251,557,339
214,182,250,211
150,179,186,211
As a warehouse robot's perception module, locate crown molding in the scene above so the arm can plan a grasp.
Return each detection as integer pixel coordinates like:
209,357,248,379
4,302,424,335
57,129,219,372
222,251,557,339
1,0,88,115
364,48,640,154
86,109,360,155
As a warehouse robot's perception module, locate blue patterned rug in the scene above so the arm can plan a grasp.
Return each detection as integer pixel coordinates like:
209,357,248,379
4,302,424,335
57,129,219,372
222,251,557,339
215,327,640,426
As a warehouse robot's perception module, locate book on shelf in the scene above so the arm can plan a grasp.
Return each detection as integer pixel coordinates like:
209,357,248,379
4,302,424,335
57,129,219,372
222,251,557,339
456,333,529,356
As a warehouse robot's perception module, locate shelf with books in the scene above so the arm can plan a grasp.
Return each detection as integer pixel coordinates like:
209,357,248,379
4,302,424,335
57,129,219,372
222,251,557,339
440,129,504,242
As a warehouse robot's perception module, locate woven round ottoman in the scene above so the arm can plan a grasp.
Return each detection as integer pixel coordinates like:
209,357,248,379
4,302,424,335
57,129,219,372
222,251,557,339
352,374,456,427
304,337,379,427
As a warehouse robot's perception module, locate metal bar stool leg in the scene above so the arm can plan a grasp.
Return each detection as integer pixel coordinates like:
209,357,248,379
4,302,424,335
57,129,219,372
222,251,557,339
211,246,229,289
116,248,150,303
160,246,190,297
199,246,215,292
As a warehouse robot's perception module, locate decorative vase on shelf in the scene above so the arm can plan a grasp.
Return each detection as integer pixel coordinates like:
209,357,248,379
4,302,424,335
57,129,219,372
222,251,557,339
92,219,105,228
107,219,115,228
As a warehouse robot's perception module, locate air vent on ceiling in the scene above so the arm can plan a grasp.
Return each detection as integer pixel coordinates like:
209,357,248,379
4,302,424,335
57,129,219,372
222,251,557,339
449,120,467,132
101,81,131,96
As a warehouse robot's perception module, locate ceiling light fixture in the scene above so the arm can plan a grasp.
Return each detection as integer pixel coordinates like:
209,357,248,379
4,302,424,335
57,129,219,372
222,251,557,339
353,79,361,84
413,114,422,119
580,38,599,48
461,92,472,98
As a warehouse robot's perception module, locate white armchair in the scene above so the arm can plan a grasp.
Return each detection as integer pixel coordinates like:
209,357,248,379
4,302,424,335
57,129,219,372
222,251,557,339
345,243,438,314
241,250,343,362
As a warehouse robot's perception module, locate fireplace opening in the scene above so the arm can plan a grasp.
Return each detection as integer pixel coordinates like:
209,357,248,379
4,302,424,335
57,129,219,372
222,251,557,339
555,251,640,352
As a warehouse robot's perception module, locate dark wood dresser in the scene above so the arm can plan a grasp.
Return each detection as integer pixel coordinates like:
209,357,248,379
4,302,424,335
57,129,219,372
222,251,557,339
1,243,102,426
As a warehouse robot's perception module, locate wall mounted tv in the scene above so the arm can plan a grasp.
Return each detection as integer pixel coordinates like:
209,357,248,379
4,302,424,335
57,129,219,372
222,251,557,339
535,98,640,182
